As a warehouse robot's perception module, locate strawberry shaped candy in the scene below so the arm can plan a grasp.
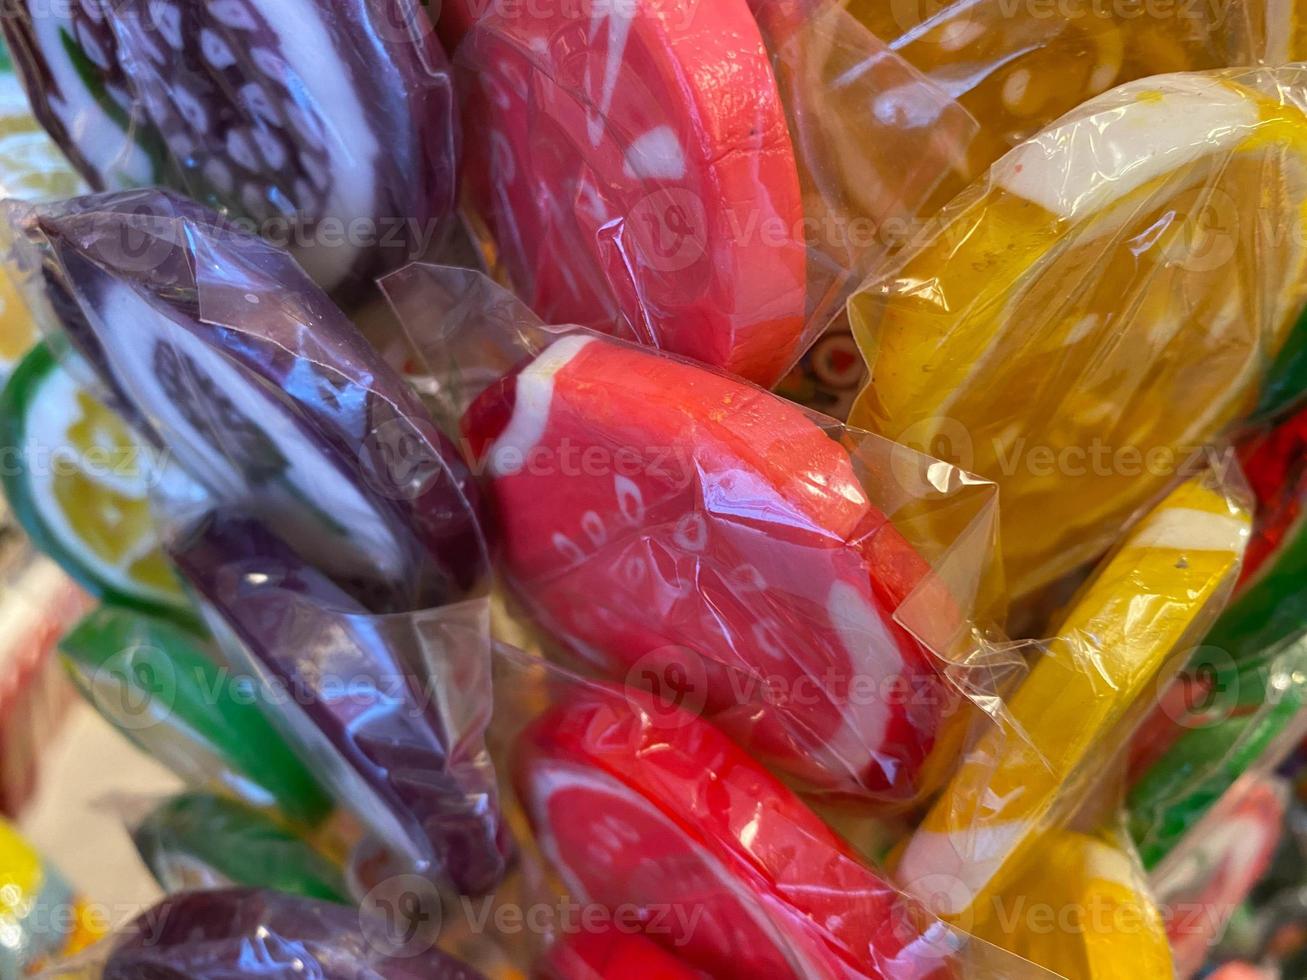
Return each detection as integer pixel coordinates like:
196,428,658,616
171,512,509,896
102,888,486,979
30,188,485,612
515,683,957,980
445,0,807,386
4,0,456,293
462,334,955,803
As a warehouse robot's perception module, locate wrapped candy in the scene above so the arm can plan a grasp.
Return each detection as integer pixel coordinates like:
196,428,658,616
895,474,1249,924
94,888,485,979
501,651,1047,980
132,792,349,903
171,512,509,896
2,0,457,294
1151,776,1288,979
0,818,102,977
537,929,709,980
19,188,487,612
1129,404,1307,867
441,0,808,387
969,828,1173,979
59,605,333,827
837,0,1268,203
0,342,192,621
0,40,85,379
385,264,1011,808
849,66,1307,599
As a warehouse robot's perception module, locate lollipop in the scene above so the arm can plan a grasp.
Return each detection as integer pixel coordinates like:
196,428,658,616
515,682,955,980
102,888,486,979
445,0,807,386
896,476,1249,922
2,0,455,292
463,333,956,803
849,68,1307,597
28,188,485,611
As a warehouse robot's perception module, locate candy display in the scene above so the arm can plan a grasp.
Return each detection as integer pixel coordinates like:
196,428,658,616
2,0,456,294
59,605,333,826
132,792,348,902
849,67,1307,599
98,887,486,979
1,3,1305,977
446,0,807,386
0,817,101,977
23,188,486,612
0,342,190,620
897,475,1249,922
171,512,508,896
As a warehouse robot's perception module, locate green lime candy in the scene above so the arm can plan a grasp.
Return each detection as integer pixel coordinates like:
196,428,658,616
60,605,332,827
0,342,193,622
133,793,348,904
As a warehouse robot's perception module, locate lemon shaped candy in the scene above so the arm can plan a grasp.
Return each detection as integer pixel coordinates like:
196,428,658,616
895,476,1250,923
0,342,191,620
851,69,1307,597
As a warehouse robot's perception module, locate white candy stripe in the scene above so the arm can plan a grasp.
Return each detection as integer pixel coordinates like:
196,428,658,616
488,336,593,478
1130,508,1249,553
994,75,1258,220
896,820,1028,917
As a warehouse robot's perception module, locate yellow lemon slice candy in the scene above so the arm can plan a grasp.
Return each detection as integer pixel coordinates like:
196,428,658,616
973,828,1173,980
895,476,1249,925
850,69,1307,597
850,1,1257,198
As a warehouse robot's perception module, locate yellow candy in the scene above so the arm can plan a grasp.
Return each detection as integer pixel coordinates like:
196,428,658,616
849,0,1264,201
895,476,1249,924
850,69,1307,597
973,829,1173,980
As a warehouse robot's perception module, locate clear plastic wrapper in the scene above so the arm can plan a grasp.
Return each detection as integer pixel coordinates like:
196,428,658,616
60,887,487,979
171,512,509,896
489,646,1057,980
0,817,102,978
1129,405,1307,867
1151,775,1288,979
967,826,1174,979
848,65,1307,600
383,263,1016,810
441,0,809,388
130,792,349,903
894,470,1250,928
12,188,507,897
58,605,334,827
15,188,487,613
1,0,457,295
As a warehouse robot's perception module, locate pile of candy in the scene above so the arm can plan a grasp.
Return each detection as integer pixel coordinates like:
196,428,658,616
0,2,1302,978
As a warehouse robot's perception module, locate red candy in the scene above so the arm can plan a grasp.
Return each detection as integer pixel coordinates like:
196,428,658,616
514,684,955,980
446,0,807,386
537,929,709,980
463,335,953,802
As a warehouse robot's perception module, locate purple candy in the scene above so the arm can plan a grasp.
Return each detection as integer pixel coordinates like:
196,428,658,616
30,188,486,612
104,888,487,979
171,512,509,896
3,0,455,293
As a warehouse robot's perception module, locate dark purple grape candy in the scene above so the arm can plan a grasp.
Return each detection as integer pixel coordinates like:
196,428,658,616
104,888,487,979
31,188,486,612
171,512,509,896
3,0,455,294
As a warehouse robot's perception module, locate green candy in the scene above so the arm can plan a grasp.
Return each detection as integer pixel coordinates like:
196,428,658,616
133,793,348,904
1255,307,1307,423
60,605,332,827
1130,687,1304,869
